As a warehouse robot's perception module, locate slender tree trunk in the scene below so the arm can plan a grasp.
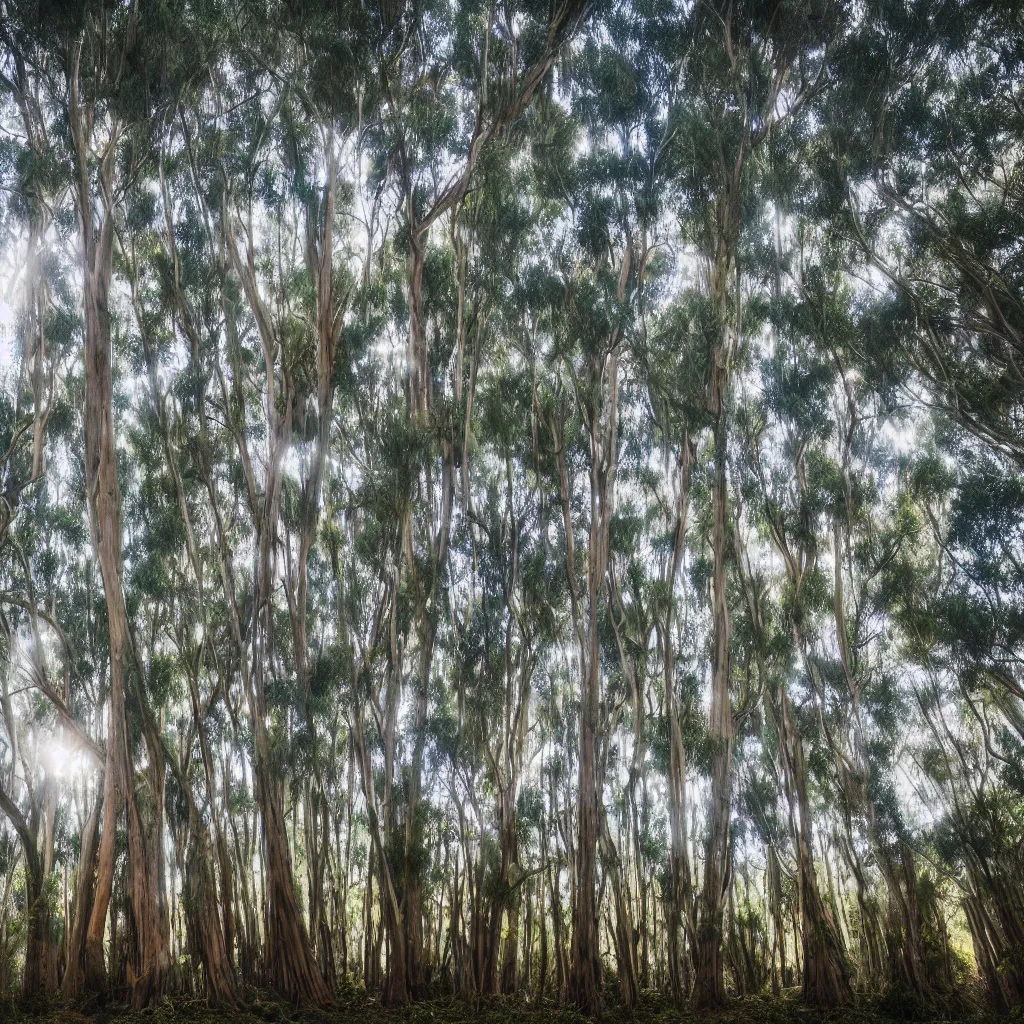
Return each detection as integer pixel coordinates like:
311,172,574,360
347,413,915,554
63,793,100,1001
0,788,53,1002
219,215,332,1007
692,406,733,1009
663,438,694,1004
68,81,160,1001
792,745,851,1006
566,251,629,1016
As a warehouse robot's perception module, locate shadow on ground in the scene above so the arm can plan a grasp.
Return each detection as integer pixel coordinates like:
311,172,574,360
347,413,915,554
5,989,1015,1024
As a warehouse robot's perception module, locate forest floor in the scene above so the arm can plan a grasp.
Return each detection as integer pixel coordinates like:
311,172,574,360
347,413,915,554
11,990,1016,1024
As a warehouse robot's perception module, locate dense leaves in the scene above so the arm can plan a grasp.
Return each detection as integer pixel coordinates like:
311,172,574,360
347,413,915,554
0,0,1020,1018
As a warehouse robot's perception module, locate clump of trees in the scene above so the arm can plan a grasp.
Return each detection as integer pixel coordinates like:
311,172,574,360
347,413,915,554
0,0,1020,1014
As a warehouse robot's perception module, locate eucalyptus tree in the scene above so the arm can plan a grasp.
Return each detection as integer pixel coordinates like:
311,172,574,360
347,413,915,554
116,119,247,1006
157,5,383,999
448,364,550,997
523,11,681,1008
662,0,840,1003
0,0,1023,1014
813,29,1024,962
819,323,933,1004
888,441,1024,1010
0,14,71,1000
0,467,81,1003
0,0,209,1004
560,4,688,1009
822,0,1024,471
65,10,182,1002
752,227,951,1006
369,0,589,1000
439,142,561,997
734,253,854,1005
527,117,635,1016
330,366,411,1002
640,297,702,1001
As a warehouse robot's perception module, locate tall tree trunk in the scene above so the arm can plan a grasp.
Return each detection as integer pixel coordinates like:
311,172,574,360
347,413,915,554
662,438,695,1004
0,787,54,1002
746,432,852,1007
219,213,333,1007
63,793,101,1000
786,697,851,1007
566,250,629,1016
183,808,239,1005
692,404,733,1009
68,66,163,1002
352,696,409,1005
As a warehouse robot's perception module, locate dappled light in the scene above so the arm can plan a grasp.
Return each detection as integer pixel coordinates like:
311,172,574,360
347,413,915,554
0,1,1021,1022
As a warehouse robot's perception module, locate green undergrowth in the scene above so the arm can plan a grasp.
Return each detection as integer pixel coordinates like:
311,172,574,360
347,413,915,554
2,989,1017,1024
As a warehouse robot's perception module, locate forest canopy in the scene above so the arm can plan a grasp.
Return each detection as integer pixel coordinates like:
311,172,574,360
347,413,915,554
0,0,1021,1016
